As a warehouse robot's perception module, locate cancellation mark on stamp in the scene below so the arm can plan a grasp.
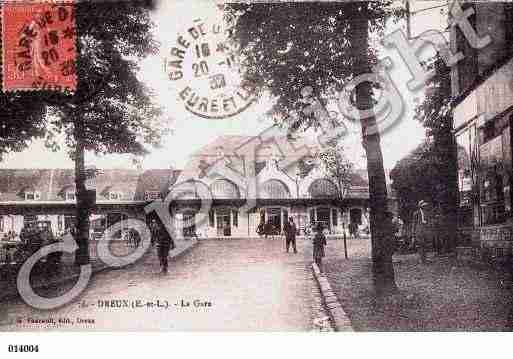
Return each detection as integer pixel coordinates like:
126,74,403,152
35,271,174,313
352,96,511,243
2,1,77,93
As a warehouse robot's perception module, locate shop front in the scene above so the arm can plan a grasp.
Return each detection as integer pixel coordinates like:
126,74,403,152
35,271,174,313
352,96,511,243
453,56,513,250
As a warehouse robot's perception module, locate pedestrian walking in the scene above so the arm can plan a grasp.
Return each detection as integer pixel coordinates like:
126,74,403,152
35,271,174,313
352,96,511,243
392,214,405,252
349,221,358,239
433,206,444,255
412,200,433,264
264,220,273,239
256,221,265,237
150,219,175,274
133,228,142,248
312,222,327,273
283,217,297,253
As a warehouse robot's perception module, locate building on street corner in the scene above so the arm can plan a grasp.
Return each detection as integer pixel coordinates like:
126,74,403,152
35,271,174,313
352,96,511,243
451,3,513,252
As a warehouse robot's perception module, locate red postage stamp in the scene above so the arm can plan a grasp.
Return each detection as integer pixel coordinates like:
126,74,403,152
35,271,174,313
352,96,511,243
2,1,77,92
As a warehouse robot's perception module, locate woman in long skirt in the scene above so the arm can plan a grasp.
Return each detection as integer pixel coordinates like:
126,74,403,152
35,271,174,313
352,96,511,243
312,223,327,273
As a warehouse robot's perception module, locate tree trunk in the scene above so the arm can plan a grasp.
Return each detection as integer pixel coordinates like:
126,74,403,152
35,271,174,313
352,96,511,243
441,117,459,252
74,118,90,265
350,3,397,294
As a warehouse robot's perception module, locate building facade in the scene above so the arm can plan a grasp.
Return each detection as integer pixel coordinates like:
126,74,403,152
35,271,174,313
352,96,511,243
0,135,398,240
451,3,513,250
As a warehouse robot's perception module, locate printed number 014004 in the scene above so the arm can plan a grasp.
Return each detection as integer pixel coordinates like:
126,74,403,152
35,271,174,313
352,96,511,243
7,345,39,353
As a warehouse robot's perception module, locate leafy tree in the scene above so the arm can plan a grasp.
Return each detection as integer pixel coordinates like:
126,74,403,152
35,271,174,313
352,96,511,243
0,93,47,160
228,2,402,293
319,143,354,200
52,1,167,264
391,55,458,251
390,140,441,220
1,1,167,264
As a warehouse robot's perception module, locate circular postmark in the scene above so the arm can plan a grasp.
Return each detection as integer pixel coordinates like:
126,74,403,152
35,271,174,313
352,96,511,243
164,15,257,120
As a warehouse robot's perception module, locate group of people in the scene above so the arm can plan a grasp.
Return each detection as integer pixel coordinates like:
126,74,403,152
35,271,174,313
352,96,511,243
257,220,278,239
19,222,58,254
281,217,328,273
147,215,328,275
124,228,142,248
2,222,63,270
1,231,17,242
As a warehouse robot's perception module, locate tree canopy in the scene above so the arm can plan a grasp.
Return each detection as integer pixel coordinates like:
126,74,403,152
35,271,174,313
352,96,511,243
319,143,354,198
227,2,404,292
46,1,167,158
227,2,401,127
0,1,168,161
0,92,47,161
391,54,458,244
390,139,442,220
0,1,168,264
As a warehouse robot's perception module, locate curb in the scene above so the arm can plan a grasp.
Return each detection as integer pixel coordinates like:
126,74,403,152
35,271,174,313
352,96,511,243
311,262,354,332
0,239,200,303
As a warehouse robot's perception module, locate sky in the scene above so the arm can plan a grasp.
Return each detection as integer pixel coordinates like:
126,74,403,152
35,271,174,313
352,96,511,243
0,0,449,171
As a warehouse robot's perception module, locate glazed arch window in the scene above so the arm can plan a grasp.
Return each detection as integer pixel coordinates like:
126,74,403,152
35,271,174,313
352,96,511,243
308,178,338,199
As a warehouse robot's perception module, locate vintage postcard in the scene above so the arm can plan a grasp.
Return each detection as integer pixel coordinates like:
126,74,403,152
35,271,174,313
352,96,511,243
0,0,513,349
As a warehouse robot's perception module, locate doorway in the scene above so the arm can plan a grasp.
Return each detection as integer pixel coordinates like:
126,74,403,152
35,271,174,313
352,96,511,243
350,208,362,225
182,212,196,237
265,207,288,234
216,207,231,236
316,207,331,231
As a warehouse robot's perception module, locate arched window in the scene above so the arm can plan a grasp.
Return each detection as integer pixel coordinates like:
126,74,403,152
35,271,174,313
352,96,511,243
308,178,338,198
210,179,240,199
261,179,290,199
172,181,202,199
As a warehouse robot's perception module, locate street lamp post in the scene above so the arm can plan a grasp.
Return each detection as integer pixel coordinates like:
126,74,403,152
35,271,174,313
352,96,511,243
295,169,301,233
295,169,301,198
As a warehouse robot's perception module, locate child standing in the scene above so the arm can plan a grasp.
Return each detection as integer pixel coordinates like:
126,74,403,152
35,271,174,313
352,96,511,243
313,223,327,273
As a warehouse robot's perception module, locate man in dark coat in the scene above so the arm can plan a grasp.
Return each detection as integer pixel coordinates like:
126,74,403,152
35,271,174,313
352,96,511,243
349,221,358,239
264,220,273,239
412,200,433,264
283,217,297,253
150,219,175,274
